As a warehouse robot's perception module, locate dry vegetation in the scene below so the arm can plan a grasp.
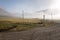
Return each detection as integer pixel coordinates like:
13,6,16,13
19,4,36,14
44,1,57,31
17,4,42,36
0,18,40,23
0,18,55,32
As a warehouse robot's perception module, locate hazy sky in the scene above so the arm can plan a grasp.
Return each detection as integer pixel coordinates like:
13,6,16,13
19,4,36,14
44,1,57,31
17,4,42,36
0,0,60,19
0,0,53,13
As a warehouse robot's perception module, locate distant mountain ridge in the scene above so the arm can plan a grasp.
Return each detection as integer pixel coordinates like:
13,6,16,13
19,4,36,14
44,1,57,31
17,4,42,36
37,9,60,15
0,8,22,18
0,8,60,19
0,8,12,17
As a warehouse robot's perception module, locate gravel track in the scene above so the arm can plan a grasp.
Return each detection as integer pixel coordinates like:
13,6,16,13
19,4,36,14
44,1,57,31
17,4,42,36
0,23,60,40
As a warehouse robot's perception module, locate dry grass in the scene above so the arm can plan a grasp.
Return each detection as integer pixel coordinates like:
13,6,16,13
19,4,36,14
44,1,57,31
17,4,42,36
0,18,40,23
0,18,56,32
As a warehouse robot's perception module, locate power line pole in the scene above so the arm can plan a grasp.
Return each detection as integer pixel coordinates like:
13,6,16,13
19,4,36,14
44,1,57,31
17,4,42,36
22,10,24,19
43,14,45,21
43,14,45,26
51,9,53,21
22,10,25,23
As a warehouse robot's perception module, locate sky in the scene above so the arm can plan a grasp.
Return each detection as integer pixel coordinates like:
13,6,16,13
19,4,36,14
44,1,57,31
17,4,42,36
0,0,60,19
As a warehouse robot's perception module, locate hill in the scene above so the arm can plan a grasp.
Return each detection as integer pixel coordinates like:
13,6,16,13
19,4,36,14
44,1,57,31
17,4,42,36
0,8,12,17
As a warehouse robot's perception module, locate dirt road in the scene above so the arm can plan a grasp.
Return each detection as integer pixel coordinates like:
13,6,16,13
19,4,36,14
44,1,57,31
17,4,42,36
0,23,60,40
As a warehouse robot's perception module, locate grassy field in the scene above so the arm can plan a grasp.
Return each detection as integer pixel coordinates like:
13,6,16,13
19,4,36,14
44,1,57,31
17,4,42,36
0,18,55,32
0,18,40,23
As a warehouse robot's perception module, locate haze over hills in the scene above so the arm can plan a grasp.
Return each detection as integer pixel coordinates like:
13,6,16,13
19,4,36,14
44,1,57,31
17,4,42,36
36,8,60,20
0,8,12,18
0,8,60,20
0,8,25,18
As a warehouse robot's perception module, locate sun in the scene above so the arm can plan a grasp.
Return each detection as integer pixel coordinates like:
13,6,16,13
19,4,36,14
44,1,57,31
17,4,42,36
50,0,60,9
